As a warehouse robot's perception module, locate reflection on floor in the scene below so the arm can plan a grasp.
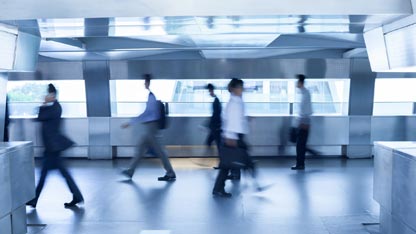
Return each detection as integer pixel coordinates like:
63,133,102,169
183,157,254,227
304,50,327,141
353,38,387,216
26,158,380,234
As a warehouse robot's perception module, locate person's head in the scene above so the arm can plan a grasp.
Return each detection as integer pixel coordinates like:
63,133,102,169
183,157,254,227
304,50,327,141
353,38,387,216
296,74,306,88
144,74,152,90
46,84,57,102
228,78,244,96
207,83,215,97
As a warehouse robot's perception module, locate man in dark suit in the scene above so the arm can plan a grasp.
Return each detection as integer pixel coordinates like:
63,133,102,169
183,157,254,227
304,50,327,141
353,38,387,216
27,84,84,208
206,84,222,150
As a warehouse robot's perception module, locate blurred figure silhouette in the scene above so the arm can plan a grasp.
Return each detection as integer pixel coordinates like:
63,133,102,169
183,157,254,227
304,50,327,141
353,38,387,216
3,95,9,142
205,83,222,152
121,74,176,182
27,84,83,208
292,75,313,170
213,78,256,197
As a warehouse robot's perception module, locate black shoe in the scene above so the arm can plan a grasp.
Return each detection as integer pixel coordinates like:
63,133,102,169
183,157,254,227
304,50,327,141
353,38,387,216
212,191,232,198
64,197,84,208
291,165,305,170
26,199,38,208
158,175,176,181
120,169,133,179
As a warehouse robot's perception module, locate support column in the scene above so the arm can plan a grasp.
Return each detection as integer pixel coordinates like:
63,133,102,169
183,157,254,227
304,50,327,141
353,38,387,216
83,61,112,159
346,59,376,158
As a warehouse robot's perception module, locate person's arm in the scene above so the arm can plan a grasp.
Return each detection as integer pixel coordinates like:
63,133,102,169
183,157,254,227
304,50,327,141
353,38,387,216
123,93,158,128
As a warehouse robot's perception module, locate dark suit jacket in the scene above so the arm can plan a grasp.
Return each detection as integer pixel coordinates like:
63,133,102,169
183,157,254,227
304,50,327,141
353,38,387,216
37,100,74,153
209,96,222,131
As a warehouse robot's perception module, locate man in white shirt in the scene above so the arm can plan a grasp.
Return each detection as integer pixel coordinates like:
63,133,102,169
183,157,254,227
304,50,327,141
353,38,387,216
121,74,176,181
213,78,254,197
292,74,313,170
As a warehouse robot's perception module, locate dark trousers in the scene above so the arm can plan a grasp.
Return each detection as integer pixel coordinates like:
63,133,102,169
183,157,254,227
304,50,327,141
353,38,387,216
3,127,8,142
296,127,310,167
206,128,222,150
213,135,255,192
34,151,83,203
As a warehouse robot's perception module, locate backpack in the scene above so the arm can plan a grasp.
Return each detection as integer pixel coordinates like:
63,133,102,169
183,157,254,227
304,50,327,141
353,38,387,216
158,101,168,129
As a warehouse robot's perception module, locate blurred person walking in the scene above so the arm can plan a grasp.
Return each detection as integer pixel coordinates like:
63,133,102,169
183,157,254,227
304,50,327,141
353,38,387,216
27,84,83,208
291,74,313,170
213,78,256,197
205,83,222,152
121,74,176,181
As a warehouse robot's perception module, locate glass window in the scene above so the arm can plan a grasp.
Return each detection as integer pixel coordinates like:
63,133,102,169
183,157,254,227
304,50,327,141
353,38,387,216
7,80,87,118
293,79,350,115
111,79,350,117
373,79,416,115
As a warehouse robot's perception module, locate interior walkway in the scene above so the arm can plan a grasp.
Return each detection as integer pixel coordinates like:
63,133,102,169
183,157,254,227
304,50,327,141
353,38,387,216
26,157,380,234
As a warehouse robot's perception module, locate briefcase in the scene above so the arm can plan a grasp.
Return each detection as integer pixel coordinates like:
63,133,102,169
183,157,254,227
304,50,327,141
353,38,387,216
289,127,298,143
218,144,249,169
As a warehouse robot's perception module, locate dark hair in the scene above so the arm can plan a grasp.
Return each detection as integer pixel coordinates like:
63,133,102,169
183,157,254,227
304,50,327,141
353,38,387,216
228,78,244,92
143,74,152,83
48,83,57,94
207,83,215,91
297,74,306,84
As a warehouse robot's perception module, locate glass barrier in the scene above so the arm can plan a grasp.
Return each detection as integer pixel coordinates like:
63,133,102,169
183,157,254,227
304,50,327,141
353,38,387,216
373,102,414,116
9,102,87,118
110,79,350,117
7,80,87,118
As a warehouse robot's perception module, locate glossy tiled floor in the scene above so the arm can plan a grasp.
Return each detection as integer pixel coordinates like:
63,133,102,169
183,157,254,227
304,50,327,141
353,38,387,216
26,158,380,234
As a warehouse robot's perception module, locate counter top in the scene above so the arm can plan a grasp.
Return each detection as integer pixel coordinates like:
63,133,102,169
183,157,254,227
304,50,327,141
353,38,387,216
374,141,416,150
394,148,416,161
0,142,32,155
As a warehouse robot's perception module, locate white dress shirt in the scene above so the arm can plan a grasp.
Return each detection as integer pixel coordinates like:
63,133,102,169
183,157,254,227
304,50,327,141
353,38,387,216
298,87,313,125
222,94,248,140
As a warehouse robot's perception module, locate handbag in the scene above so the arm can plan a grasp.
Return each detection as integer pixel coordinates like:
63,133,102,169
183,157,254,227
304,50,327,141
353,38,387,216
218,144,250,169
50,135,75,152
289,127,298,143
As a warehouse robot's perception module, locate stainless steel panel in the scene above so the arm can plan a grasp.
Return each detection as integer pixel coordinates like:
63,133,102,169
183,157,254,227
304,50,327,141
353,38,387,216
349,116,371,145
308,117,349,145
0,153,11,218
348,59,376,116
11,206,26,234
62,119,89,146
89,117,111,159
8,62,84,81
110,59,350,79
84,61,111,117
13,31,40,72
371,116,416,142
110,118,141,146
9,119,39,145
373,145,393,211
111,116,349,157
392,152,416,232
9,143,35,210
364,27,390,72
89,117,110,145
346,145,372,158
61,146,89,158
10,118,89,148
0,215,11,234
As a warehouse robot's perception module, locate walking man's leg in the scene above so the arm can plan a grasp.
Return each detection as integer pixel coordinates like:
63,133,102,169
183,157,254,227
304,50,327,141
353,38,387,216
122,126,149,179
57,160,84,207
293,127,309,170
148,123,176,181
